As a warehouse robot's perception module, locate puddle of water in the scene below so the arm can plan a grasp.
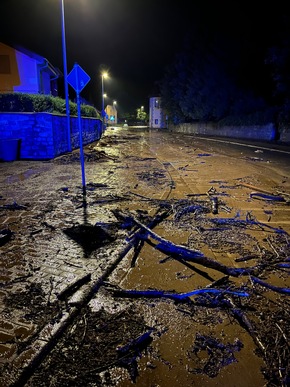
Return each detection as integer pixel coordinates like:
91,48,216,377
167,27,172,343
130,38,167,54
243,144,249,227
5,167,51,184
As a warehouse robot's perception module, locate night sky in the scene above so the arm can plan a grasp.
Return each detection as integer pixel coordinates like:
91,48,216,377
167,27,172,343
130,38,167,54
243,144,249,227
1,0,289,115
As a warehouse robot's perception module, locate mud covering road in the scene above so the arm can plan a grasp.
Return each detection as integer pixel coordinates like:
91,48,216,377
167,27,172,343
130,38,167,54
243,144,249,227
0,126,289,386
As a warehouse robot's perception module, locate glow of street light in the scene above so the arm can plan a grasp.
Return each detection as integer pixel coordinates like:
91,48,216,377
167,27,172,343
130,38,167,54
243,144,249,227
101,72,109,132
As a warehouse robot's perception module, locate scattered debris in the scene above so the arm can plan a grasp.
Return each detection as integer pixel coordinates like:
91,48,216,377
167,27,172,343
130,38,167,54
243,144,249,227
26,306,153,386
250,192,286,202
197,153,212,157
210,196,219,214
187,333,243,378
0,201,27,210
1,132,290,387
106,285,249,300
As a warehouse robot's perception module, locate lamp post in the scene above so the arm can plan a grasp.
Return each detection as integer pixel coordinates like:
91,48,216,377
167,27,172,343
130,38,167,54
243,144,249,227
101,72,108,132
113,100,117,124
60,0,71,151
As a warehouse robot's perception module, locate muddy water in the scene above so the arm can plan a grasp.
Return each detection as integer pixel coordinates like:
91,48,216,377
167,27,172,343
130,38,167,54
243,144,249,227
107,244,265,387
91,128,290,386
1,126,288,386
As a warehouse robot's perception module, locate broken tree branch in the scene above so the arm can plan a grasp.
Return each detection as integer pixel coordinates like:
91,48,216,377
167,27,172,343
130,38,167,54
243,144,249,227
128,217,246,277
222,296,266,354
250,276,290,295
106,286,249,300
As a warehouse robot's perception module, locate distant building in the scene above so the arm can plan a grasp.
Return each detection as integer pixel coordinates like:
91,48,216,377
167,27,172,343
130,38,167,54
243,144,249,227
149,97,167,129
105,104,118,124
0,42,61,96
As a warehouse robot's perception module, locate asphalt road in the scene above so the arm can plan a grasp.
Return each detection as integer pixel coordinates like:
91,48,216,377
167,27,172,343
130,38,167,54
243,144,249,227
0,126,289,386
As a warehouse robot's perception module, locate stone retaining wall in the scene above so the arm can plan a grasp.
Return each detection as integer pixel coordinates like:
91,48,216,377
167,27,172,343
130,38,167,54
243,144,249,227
0,112,102,159
168,122,282,142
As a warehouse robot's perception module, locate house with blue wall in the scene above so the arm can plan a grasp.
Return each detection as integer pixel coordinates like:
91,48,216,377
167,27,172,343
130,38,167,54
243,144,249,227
0,42,61,96
0,42,102,161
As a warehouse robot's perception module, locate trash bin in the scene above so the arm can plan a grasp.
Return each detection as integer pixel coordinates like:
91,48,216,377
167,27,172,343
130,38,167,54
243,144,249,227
0,138,21,162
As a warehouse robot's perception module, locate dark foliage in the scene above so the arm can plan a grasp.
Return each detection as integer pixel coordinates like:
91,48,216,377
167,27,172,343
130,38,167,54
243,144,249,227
0,93,100,118
158,7,290,128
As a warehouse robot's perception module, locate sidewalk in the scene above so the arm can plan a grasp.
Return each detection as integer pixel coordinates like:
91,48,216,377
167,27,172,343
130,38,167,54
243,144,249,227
0,129,129,385
1,126,290,386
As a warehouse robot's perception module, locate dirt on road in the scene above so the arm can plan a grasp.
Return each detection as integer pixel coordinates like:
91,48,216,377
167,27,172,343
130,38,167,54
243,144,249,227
1,127,290,386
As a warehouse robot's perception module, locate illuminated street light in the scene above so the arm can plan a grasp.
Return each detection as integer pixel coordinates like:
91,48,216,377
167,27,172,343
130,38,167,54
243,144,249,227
60,0,71,151
101,72,108,132
112,100,117,124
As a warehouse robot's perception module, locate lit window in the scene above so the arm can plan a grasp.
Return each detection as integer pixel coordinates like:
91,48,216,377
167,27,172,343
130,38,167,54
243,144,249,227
154,99,159,108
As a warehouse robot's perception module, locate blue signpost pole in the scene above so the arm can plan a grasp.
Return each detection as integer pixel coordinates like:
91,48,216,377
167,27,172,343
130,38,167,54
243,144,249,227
74,65,86,194
67,62,90,195
76,90,86,193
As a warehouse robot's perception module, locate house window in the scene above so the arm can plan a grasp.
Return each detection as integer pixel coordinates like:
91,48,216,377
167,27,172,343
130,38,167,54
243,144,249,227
155,119,158,125
154,99,159,108
0,55,11,74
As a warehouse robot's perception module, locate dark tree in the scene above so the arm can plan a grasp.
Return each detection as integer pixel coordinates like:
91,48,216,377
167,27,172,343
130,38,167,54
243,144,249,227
157,3,284,124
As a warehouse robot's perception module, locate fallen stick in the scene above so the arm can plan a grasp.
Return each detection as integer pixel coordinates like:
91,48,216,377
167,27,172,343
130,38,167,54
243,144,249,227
238,182,274,194
249,192,285,202
116,329,154,354
211,217,288,234
127,214,290,295
222,296,266,354
239,183,289,203
129,217,247,277
235,255,257,262
114,208,172,268
108,287,249,300
250,276,290,295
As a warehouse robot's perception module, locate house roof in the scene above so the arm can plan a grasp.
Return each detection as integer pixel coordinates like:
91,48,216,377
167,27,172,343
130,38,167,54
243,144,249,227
15,44,62,78
1,41,62,78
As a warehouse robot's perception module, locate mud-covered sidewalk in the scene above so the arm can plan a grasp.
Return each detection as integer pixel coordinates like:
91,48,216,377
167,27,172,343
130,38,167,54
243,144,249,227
0,127,290,386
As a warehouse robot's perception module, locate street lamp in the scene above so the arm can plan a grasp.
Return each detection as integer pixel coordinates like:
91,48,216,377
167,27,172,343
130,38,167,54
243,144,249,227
60,0,71,151
101,72,108,132
113,101,117,124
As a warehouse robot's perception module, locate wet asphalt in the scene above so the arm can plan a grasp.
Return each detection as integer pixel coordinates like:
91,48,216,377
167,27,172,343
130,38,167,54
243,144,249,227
0,126,290,386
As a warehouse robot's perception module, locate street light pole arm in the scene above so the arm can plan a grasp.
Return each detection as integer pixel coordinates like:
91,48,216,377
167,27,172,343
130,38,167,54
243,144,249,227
102,77,105,113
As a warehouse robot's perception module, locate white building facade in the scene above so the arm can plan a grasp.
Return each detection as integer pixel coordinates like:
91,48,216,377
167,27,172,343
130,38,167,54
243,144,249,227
149,97,167,129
